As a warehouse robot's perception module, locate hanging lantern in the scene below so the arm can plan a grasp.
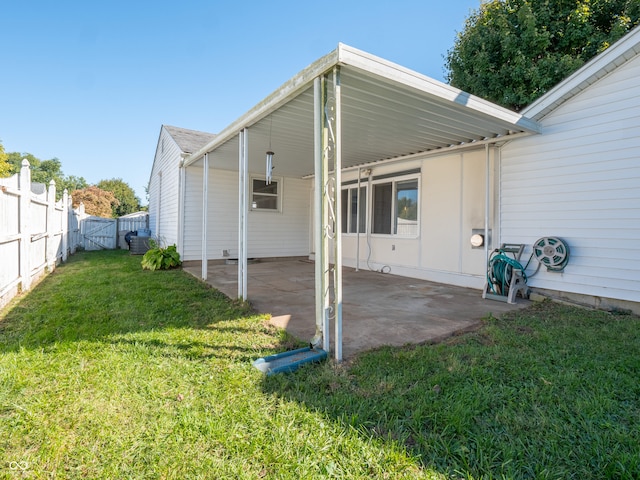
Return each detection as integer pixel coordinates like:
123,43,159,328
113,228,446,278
266,151,274,185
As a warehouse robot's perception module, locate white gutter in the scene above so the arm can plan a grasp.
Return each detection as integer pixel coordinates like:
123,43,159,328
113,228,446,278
337,44,541,134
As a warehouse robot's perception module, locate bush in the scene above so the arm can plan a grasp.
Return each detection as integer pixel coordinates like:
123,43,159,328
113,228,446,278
141,240,182,271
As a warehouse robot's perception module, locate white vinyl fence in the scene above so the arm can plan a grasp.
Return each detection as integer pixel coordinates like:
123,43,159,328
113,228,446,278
1,160,151,308
0,160,77,308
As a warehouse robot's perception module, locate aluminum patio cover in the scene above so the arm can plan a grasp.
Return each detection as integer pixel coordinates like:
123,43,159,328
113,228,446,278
182,43,540,361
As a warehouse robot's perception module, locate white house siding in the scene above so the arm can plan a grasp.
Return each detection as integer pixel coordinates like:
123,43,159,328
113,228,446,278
248,177,311,258
182,164,205,261
340,148,494,289
500,54,640,305
148,128,183,247
182,165,310,261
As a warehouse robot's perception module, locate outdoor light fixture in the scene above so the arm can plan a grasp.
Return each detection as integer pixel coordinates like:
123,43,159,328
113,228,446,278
470,233,485,248
266,150,274,185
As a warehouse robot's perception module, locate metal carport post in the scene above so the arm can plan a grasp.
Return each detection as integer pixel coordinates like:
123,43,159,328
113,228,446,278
238,128,249,300
313,68,343,362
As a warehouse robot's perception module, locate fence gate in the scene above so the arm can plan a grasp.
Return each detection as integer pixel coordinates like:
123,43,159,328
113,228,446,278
81,216,117,250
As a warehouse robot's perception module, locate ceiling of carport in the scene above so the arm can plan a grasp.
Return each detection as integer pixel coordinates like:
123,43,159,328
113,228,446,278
186,44,539,177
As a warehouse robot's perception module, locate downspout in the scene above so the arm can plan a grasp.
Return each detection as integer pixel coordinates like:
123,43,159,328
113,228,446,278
484,144,490,262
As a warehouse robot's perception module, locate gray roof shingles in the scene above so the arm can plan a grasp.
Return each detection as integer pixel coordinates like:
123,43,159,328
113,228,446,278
164,125,217,154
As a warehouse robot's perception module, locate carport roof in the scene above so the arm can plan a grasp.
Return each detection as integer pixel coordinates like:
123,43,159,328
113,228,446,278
183,43,540,175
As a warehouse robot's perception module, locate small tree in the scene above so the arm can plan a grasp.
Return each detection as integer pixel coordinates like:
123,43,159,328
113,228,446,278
71,186,119,218
97,178,141,217
0,142,9,178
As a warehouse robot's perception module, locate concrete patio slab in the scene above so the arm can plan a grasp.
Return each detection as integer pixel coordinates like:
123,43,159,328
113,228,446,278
184,259,528,358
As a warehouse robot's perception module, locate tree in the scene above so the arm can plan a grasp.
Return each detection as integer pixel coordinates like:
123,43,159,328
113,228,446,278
71,186,119,218
0,142,9,178
97,178,141,217
5,151,87,198
445,0,640,111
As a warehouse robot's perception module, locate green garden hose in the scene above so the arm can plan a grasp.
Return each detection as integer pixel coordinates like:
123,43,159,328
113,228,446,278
486,249,527,296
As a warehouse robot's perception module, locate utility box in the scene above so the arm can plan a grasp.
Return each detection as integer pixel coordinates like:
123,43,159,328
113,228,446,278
117,230,130,250
130,236,152,255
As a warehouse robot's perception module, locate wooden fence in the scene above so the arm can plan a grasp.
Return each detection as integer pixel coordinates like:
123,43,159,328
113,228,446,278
1,160,150,308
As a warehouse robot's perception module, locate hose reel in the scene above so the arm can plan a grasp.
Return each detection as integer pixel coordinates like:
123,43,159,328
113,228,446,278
483,244,529,304
533,236,569,272
483,237,570,304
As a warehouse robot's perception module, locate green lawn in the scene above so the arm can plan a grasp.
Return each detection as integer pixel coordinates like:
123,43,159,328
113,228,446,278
1,250,638,479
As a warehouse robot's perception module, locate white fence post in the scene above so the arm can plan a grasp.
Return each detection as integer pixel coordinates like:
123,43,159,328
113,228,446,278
0,160,84,308
18,159,32,292
62,190,69,261
46,179,56,270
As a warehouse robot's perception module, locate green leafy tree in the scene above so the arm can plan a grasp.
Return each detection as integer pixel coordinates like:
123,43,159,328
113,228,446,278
445,0,640,111
71,186,119,218
0,141,9,177
6,152,87,198
60,175,88,194
97,178,141,217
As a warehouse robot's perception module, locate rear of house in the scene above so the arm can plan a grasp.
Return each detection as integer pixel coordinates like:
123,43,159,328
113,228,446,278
180,167,311,261
148,125,216,248
499,27,640,312
150,30,640,316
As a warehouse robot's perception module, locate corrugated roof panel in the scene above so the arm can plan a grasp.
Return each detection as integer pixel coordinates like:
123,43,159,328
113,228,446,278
184,43,539,178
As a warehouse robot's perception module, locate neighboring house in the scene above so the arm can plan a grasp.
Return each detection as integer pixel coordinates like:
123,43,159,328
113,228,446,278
149,27,640,319
148,125,216,247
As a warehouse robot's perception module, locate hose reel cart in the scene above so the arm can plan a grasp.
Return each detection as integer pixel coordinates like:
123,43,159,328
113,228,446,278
483,237,570,304
483,243,529,304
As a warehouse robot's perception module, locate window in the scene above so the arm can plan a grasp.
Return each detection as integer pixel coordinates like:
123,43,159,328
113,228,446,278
251,178,280,211
341,186,367,233
395,179,418,236
372,177,419,236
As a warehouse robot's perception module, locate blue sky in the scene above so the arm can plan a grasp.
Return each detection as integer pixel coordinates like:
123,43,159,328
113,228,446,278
1,0,481,204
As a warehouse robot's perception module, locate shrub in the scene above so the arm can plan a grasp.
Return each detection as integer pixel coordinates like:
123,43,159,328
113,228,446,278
141,240,182,271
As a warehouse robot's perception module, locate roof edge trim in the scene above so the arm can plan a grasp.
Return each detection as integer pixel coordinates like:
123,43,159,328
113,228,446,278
523,24,640,119
336,44,540,134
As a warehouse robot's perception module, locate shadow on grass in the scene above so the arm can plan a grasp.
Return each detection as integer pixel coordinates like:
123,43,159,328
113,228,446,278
0,250,297,363
260,302,640,479
3,250,639,478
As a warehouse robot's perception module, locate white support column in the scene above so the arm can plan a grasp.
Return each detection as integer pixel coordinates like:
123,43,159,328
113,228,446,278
201,153,209,280
177,159,186,259
313,76,326,350
356,168,361,272
19,159,31,291
321,75,330,353
238,129,249,300
333,66,343,362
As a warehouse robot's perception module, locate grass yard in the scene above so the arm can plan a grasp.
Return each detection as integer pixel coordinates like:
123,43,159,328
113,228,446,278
0,250,638,479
